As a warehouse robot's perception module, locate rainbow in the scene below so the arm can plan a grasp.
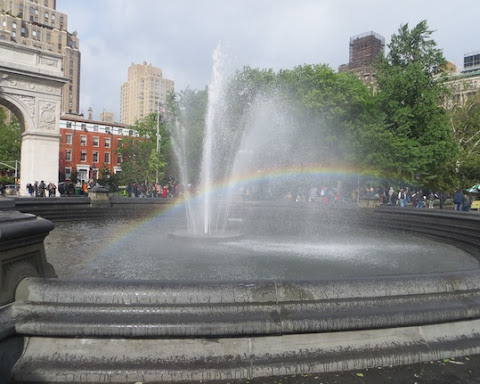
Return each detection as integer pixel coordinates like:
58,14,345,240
188,163,393,198
77,163,396,272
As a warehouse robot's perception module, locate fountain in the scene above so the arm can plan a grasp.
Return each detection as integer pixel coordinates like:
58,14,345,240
169,44,244,241
3,45,480,383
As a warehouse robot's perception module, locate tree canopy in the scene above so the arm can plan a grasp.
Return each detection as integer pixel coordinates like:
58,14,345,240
449,90,480,185
119,20,468,193
374,20,458,189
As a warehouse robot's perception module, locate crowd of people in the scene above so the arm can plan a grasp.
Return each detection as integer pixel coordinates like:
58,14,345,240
240,181,479,211
24,179,97,197
286,186,342,204
126,181,181,199
9,178,478,211
362,186,475,211
25,181,57,197
452,188,474,212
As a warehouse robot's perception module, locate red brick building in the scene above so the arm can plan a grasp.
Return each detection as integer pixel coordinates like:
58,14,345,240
59,114,138,183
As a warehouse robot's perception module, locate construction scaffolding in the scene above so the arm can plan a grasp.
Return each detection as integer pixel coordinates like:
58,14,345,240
349,31,385,69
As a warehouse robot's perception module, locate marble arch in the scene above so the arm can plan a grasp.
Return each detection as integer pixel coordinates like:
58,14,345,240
0,40,66,195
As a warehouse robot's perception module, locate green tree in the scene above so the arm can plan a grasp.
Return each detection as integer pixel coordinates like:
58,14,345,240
225,66,276,124
116,112,169,185
173,88,208,186
274,64,379,166
449,91,480,185
375,20,458,189
0,107,21,162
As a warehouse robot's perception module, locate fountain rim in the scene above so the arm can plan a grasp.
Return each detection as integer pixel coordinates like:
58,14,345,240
168,229,244,242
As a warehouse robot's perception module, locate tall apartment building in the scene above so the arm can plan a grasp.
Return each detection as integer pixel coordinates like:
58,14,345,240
339,31,385,85
120,61,174,126
0,0,81,114
463,51,480,74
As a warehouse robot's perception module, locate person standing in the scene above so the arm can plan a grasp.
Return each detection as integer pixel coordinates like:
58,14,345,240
161,185,168,198
388,187,395,205
48,182,57,197
39,180,46,197
463,191,471,212
452,188,464,211
428,192,435,209
398,188,407,207
406,187,412,205
26,183,34,196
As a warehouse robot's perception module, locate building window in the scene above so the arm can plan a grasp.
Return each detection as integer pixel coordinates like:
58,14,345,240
80,135,87,146
93,151,99,163
65,150,71,161
117,153,123,164
65,167,72,179
93,125,99,132
118,128,123,135
105,138,111,148
80,151,87,162
81,123,87,131
65,134,72,144
12,22,16,29
104,152,111,163
93,136,99,147
117,138,122,148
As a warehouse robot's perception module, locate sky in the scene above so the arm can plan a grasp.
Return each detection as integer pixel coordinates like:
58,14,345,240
57,0,480,122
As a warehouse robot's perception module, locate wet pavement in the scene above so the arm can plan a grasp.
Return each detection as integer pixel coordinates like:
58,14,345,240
210,355,480,384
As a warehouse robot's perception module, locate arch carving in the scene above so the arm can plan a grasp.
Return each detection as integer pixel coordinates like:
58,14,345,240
0,41,66,194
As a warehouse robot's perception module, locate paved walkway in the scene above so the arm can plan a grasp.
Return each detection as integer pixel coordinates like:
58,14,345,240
211,354,480,384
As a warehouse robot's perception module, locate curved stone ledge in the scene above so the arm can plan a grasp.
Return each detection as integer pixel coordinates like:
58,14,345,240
11,320,480,383
371,206,480,259
13,271,480,338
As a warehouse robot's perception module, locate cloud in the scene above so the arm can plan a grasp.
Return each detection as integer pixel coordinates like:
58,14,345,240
57,0,480,121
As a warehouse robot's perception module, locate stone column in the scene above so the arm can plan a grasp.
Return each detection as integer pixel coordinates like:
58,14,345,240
88,186,111,207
